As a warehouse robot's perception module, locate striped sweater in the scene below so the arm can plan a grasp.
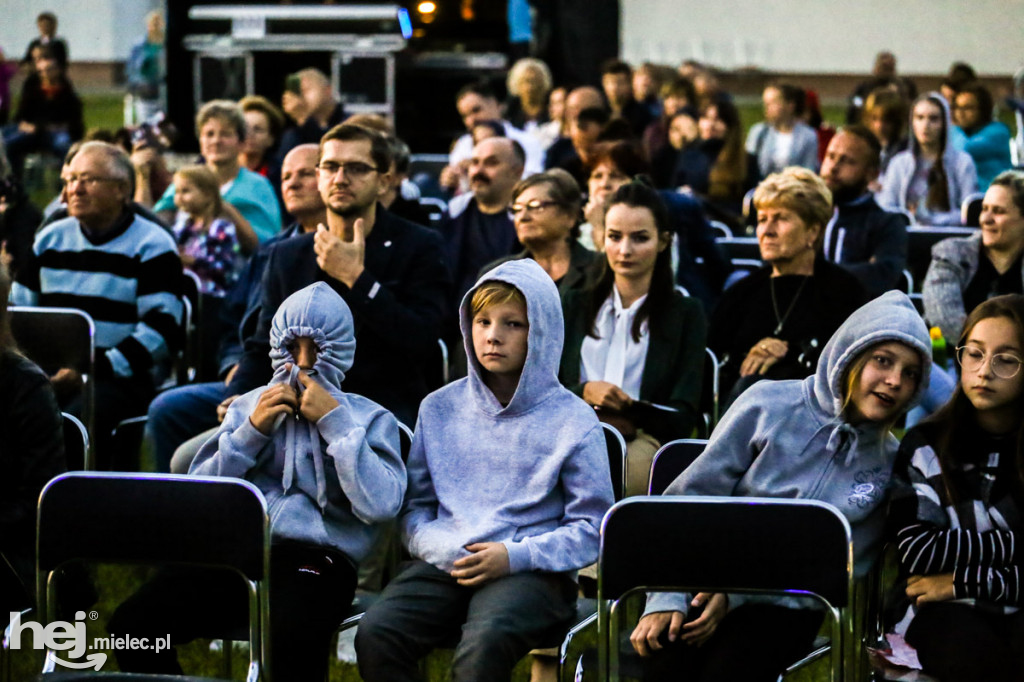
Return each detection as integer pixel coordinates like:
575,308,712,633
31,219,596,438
890,422,1022,632
11,210,184,385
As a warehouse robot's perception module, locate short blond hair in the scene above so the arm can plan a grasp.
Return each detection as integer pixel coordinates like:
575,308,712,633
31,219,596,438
753,166,833,235
470,281,526,317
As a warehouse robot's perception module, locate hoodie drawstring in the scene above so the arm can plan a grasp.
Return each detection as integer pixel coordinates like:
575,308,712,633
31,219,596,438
278,364,329,512
825,422,860,467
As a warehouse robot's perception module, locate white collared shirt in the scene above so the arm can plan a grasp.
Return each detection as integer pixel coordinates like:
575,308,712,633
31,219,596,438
579,287,650,399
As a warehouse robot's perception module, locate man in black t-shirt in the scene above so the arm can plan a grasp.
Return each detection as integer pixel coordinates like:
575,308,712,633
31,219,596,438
440,137,525,306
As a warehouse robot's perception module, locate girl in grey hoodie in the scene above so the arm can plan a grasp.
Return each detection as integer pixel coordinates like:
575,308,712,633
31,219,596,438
631,290,932,681
111,282,405,680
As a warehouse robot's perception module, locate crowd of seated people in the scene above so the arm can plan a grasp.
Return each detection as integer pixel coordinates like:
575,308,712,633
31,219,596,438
3,29,1024,682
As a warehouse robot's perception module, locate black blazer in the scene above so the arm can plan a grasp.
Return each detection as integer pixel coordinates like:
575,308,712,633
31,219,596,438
227,207,452,425
559,287,708,442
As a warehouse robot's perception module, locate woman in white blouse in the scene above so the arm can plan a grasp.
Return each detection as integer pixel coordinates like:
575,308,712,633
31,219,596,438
559,181,708,495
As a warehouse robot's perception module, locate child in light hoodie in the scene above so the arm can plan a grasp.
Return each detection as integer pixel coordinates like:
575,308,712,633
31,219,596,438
355,259,615,681
110,281,405,680
631,290,932,681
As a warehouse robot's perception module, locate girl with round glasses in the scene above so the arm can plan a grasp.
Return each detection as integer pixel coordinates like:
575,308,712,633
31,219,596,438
889,294,1024,681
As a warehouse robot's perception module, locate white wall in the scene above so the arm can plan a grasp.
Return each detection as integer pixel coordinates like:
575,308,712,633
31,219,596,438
622,0,1024,76
0,0,162,62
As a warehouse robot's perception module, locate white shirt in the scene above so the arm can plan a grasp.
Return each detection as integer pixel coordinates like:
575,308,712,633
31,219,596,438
580,287,650,400
449,120,545,176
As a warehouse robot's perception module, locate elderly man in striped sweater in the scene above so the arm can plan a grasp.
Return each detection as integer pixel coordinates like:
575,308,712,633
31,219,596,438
11,141,182,463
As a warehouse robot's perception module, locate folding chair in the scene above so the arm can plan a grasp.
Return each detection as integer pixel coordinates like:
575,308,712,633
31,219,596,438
707,220,732,239
601,423,627,503
596,496,853,682
698,348,720,437
61,413,89,472
109,415,149,472
715,236,761,262
35,472,270,680
960,192,984,227
646,439,707,495
898,269,915,295
10,308,96,469
906,226,975,287
418,197,448,229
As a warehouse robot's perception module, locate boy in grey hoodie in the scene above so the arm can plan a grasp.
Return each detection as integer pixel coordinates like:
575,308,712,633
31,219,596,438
631,290,932,681
355,259,615,681
111,282,406,680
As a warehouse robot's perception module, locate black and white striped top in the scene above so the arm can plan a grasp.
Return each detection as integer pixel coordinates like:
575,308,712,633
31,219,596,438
890,421,1022,630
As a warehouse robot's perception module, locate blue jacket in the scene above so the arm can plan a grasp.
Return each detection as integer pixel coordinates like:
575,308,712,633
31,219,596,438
959,120,1013,191
402,260,615,574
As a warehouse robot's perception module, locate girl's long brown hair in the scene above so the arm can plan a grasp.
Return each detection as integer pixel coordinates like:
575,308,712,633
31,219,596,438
923,295,1024,504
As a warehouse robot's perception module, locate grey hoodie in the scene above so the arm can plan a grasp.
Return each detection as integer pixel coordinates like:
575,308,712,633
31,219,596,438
401,260,615,574
877,92,977,226
645,290,932,616
191,282,406,564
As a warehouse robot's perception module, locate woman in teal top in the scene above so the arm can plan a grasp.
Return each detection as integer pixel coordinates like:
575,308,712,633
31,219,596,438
153,99,281,248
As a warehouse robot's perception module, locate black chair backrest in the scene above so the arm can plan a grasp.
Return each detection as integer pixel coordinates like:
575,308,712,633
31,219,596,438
698,348,719,436
10,307,94,376
61,413,88,472
599,496,851,608
647,439,707,495
109,415,149,472
962,193,984,227
906,226,976,287
715,236,761,262
37,473,268,581
398,422,414,462
601,423,627,502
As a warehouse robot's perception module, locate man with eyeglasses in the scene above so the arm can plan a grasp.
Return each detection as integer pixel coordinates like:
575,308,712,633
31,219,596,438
10,141,183,462
226,124,451,427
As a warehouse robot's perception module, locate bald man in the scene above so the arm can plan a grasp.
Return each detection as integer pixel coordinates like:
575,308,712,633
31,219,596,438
145,144,327,472
441,136,525,305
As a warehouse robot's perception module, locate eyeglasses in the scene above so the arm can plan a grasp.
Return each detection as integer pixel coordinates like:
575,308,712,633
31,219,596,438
317,161,379,180
956,345,1023,379
63,175,120,188
509,199,561,217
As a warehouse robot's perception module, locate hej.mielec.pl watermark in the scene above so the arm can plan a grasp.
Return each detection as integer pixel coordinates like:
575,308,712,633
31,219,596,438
7,610,170,670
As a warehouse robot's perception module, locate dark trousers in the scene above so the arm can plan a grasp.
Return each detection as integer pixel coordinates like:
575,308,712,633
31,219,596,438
108,542,357,681
906,601,1024,682
355,559,578,682
641,603,824,681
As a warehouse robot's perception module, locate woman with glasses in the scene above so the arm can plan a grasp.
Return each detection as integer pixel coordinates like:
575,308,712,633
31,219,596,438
889,294,1024,681
925,171,1024,344
481,169,596,293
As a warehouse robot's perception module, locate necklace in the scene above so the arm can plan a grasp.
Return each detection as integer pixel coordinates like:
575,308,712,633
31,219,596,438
770,275,809,336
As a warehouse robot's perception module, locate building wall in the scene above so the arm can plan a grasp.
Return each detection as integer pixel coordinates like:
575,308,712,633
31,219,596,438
622,0,1024,76
0,0,161,63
